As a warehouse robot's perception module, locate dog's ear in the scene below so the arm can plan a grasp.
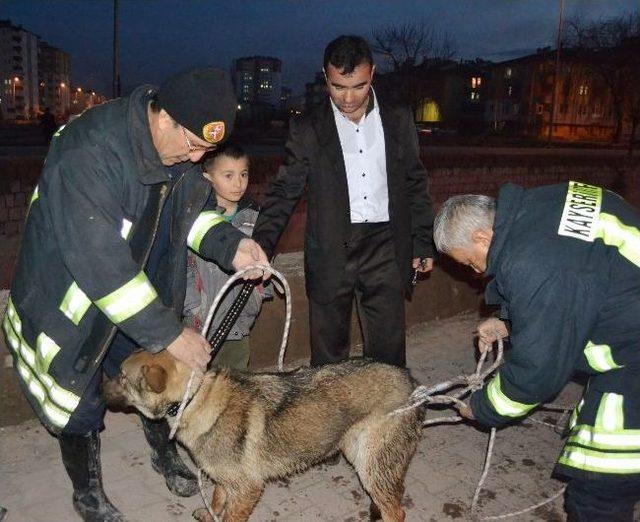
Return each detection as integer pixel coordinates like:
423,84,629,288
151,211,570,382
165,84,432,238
141,364,168,394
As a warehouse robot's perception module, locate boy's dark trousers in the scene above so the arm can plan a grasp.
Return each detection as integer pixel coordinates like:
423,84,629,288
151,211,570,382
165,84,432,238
565,475,640,521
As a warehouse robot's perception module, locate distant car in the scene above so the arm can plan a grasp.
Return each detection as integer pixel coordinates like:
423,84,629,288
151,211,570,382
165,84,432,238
415,123,433,135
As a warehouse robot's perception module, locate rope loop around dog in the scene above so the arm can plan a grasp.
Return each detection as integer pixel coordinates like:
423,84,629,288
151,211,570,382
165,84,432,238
169,264,291,440
391,339,574,520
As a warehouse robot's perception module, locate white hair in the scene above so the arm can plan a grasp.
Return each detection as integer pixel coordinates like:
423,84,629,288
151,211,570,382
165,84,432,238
433,195,496,253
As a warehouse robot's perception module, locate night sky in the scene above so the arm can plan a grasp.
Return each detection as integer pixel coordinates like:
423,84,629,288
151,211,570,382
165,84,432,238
3,0,637,96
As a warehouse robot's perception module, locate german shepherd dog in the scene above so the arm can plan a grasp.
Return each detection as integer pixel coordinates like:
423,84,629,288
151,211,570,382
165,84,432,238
103,350,424,521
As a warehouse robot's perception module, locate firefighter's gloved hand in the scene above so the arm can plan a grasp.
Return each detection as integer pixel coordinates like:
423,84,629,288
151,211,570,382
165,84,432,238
166,327,210,373
475,317,508,354
232,238,271,281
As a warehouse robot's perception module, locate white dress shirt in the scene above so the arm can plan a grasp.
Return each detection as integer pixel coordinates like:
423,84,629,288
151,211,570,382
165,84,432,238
331,90,389,223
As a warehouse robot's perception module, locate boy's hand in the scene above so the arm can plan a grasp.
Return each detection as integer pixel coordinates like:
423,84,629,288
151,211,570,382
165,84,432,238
232,238,271,281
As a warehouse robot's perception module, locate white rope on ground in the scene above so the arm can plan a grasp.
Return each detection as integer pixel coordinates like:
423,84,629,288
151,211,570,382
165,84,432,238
471,427,497,518
390,340,573,520
469,407,570,520
169,264,291,441
479,487,567,520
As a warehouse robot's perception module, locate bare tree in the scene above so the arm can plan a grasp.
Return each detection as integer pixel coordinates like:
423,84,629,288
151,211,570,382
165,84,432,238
564,13,640,146
371,22,456,72
370,22,457,111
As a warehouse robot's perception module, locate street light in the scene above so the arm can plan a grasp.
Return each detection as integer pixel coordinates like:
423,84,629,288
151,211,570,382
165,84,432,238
12,77,20,114
58,82,68,116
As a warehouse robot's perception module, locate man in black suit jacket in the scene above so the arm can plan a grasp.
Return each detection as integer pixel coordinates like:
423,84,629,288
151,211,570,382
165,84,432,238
253,35,434,367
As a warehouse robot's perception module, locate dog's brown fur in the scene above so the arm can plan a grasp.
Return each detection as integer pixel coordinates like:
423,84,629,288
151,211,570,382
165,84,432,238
103,351,424,522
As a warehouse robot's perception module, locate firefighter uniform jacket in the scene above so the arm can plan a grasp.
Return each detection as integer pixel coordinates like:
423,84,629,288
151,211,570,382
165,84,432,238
470,181,640,479
3,86,245,435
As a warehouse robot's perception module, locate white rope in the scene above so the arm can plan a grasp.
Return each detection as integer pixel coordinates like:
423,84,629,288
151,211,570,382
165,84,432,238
389,339,571,520
198,469,221,522
169,264,291,440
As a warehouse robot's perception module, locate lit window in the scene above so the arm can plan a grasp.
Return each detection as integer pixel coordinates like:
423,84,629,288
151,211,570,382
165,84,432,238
507,85,513,96
578,85,589,96
505,68,512,78
471,77,482,88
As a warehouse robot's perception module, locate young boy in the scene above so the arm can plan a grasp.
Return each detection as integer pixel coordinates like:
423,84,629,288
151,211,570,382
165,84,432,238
183,144,268,370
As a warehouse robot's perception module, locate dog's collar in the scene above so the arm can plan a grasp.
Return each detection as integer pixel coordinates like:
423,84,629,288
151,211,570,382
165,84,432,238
165,373,204,419
166,395,194,417
166,402,181,417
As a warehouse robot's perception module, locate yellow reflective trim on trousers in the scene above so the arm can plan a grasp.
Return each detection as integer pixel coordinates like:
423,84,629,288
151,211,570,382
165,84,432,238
584,341,624,372
594,213,640,268
3,308,80,427
187,211,225,254
95,271,157,324
558,446,640,474
596,393,624,432
486,373,539,417
568,424,640,451
59,282,92,325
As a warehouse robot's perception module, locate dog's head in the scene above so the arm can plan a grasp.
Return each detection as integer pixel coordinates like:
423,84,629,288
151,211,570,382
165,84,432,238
102,350,192,419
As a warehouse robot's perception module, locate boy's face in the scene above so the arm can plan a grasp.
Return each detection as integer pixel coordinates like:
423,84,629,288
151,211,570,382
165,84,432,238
203,155,249,210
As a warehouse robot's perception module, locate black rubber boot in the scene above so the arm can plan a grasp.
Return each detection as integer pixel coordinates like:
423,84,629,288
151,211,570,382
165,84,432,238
58,431,125,522
139,416,198,497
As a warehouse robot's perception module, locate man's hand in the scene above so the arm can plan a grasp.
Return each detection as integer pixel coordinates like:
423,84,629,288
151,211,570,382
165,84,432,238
412,257,434,273
458,402,475,420
166,327,211,373
476,317,509,354
232,238,271,281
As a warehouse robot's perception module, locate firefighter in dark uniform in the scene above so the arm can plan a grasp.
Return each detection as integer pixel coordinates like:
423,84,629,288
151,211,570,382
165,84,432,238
3,68,269,521
434,182,640,521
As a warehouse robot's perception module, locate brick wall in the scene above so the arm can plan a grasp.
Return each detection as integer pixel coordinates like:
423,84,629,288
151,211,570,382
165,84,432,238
1,150,638,253
0,157,43,236
1,150,638,362
245,151,640,253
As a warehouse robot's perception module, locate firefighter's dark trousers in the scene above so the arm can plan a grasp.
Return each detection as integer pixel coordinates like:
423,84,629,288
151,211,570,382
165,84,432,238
565,474,640,521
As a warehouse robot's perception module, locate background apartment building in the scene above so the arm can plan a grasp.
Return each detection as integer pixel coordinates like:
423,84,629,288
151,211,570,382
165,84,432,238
0,19,40,120
0,19,71,122
39,41,71,119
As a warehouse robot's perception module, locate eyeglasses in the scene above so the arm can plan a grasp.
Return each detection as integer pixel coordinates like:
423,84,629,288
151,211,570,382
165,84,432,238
181,126,215,153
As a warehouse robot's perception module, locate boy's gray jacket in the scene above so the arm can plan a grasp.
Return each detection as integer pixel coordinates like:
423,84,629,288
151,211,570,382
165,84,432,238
3,86,245,435
184,201,267,340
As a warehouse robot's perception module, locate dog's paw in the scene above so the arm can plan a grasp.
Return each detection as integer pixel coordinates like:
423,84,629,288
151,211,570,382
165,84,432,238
192,507,215,522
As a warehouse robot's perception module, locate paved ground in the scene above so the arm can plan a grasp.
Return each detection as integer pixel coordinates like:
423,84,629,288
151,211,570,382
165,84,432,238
0,312,599,522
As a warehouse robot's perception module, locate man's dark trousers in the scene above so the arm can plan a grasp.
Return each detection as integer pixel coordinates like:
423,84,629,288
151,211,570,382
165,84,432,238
309,222,406,367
